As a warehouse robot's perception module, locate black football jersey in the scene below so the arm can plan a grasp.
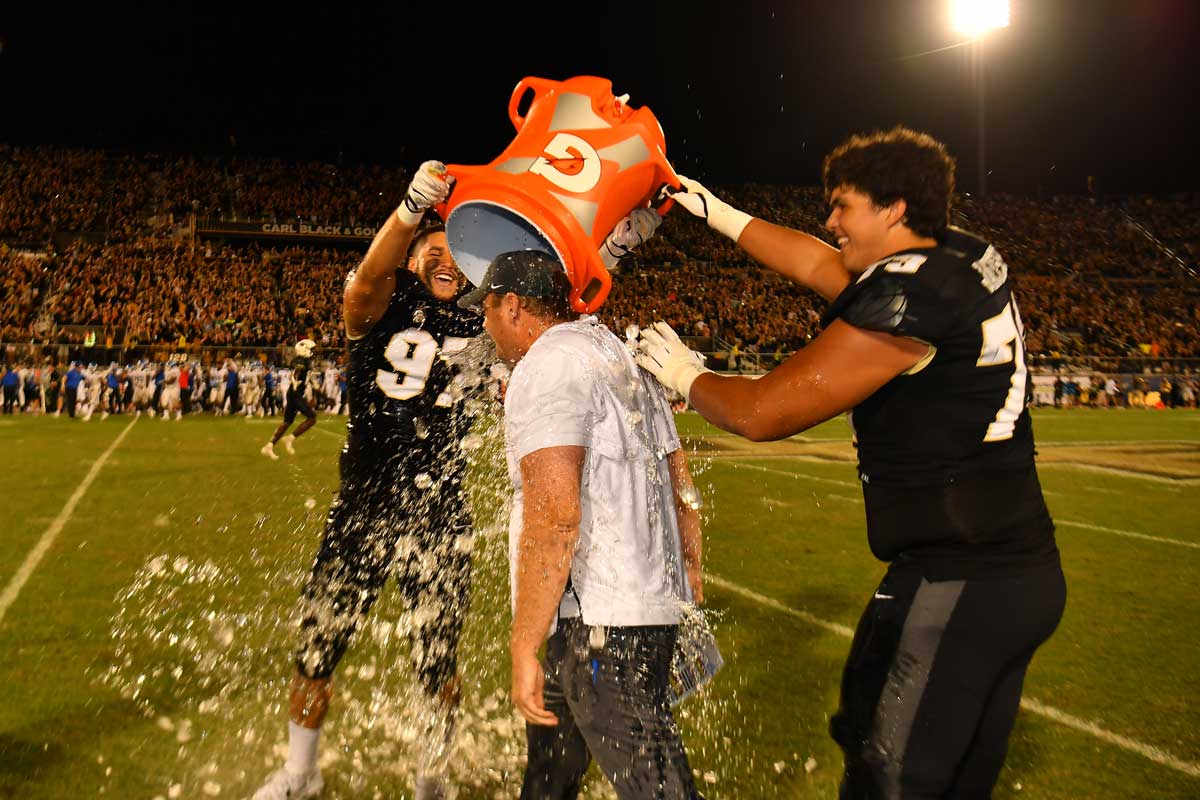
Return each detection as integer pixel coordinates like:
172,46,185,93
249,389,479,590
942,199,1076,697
822,228,1056,571
290,357,311,392
343,270,483,481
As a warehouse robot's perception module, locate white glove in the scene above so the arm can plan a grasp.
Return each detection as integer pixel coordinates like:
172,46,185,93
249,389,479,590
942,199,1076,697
397,160,453,225
599,207,662,269
664,176,753,242
636,321,712,401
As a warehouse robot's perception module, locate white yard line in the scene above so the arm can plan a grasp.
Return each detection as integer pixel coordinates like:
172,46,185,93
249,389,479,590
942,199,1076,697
1038,439,1199,447
714,460,859,489
1056,520,1200,551
702,449,1198,487
1036,462,1200,486
720,460,1195,551
311,426,346,440
1019,698,1200,779
707,573,1200,779
0,417,138,627
707,574,855,638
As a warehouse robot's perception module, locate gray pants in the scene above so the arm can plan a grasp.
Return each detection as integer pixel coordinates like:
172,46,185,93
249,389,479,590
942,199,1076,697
521,617,701,800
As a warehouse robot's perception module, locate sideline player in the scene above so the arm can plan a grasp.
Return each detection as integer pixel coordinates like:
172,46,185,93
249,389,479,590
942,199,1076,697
261,341,318,459
637,127,1066,798
160,359,183,420
253,162,482,800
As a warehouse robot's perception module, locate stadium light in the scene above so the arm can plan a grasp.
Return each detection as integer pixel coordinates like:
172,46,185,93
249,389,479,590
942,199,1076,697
951,0,1010,39
950,1,1010,196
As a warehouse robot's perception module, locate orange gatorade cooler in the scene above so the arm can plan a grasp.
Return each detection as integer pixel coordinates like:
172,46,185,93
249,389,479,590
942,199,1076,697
434,75,680,312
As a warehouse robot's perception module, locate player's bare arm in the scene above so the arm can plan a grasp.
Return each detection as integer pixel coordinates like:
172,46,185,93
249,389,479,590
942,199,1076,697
639,320,929,442
666,176,852,302
510,444,584,726
737,219,852,302
344,161,451,338
668,449,703,604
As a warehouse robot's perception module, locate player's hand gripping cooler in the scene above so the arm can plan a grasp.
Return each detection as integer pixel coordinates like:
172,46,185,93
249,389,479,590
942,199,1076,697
433,75,680,312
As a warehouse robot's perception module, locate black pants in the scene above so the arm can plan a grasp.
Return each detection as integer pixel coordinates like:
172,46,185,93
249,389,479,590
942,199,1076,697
295,470,472,697
2,386,16,413
181,387,192,413
522,617,701,800
832,561,1066,800
64,389,77,417
283,390,314,425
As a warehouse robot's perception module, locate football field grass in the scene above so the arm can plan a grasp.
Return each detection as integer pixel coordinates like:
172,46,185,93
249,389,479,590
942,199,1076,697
1,408,1197,799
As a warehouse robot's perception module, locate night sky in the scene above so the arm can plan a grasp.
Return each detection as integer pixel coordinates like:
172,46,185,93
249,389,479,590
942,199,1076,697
2,0,1197,195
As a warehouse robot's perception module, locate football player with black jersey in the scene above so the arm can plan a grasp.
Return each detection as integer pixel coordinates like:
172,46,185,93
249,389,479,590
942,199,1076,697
638,127,1065,799
262,340,319,459
253,162,481,800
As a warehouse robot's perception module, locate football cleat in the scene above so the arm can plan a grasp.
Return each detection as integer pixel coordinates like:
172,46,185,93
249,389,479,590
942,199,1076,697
251,767,323,800
261,442,279,460
281,434,296,455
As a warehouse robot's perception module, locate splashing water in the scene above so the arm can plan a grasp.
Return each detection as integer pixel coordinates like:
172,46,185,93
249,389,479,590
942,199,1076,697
94,329,762,798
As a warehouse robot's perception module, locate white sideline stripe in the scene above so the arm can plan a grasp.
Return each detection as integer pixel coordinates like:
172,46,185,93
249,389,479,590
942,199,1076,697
0,417,138,627
707,573,1200,779
312,426,346,440
1057,520,1200,551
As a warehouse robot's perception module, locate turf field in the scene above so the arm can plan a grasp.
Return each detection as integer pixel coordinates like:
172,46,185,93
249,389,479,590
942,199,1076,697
1,408,1197,799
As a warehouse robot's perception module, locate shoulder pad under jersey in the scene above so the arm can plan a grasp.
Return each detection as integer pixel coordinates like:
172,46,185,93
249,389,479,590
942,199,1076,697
822,264,957,342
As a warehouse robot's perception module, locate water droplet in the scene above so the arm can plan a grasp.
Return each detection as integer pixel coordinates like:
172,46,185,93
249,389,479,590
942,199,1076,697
460,433,484,452
211,621,234,648
304,498,316,510
414,473,433,490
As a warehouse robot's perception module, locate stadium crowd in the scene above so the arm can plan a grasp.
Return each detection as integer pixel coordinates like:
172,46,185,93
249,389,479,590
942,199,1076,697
2,145,1198,364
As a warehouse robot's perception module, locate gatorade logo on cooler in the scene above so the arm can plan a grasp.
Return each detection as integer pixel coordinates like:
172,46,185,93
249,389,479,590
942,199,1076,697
530,134,602,194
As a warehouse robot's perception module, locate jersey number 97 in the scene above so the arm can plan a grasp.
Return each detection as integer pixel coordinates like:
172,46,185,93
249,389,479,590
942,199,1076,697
375,329,469,401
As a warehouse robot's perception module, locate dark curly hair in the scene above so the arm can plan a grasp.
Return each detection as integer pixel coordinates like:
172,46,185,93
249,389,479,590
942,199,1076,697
409,221,446,257
822,126,956,239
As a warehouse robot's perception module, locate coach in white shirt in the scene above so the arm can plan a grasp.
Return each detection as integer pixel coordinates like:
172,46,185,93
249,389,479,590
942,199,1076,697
460,250,704,800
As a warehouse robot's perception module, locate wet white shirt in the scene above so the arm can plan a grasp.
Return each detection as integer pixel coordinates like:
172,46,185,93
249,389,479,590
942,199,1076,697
504,316,690,633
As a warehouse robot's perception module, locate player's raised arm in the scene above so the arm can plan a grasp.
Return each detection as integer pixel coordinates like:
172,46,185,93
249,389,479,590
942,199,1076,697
665,177,852,302
343,161,451,338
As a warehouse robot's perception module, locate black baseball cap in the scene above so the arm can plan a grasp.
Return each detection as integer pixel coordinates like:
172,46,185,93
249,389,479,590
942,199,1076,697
457,250,572,309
